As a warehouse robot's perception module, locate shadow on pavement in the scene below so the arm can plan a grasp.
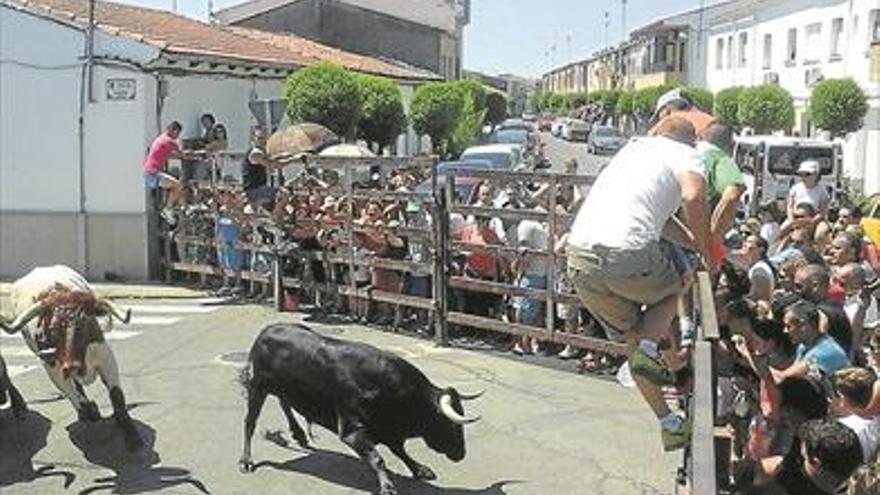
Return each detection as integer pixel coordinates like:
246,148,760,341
254,448,518,494
0,409,76,489
67,418,211,495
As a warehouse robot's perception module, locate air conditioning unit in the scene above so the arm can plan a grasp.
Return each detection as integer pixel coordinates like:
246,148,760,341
805,68,824,87
763,72,780,84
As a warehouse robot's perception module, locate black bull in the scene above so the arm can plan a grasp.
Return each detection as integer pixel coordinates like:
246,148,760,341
238,323,482,495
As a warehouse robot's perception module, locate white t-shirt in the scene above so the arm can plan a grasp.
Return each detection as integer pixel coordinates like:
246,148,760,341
838,414,880,463
516,219,549,277
568,136,704,250
788,182,828,211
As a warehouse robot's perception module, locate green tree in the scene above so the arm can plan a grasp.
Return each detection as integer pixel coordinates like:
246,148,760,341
447,95,486,158
548,93,567,112
737,84,795,134
529,91,548,112
714,86,744,130
615,90,635,118
570,92,590,108
411,82,464,154
809,78,869,138
681,87,714,114
485,91,508,128
356,75,407,153
284,62,361,138
452,80,488,115
598,89,621,116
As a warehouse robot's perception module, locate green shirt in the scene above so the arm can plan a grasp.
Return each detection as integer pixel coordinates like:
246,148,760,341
699,142,745,208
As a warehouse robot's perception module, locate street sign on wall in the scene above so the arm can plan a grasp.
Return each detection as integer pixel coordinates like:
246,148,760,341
106,78,136,100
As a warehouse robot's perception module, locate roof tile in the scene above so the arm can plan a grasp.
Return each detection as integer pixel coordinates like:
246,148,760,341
2,0,439,80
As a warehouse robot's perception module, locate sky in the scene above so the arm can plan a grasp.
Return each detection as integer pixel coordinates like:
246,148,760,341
114,0,724,79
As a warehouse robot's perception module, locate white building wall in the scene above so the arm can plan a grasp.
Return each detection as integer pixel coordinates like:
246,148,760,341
1,6,87,212
705,0,880,195
159,74,285,151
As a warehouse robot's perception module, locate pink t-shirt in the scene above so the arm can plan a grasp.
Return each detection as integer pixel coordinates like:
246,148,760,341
143,133,179,175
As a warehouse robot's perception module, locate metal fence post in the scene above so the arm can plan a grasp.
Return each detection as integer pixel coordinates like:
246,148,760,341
545,174,558,335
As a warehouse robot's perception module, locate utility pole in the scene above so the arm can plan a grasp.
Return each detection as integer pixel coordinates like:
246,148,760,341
604,11,610,49
621,0,628,42
172,0,178,13
208,0,214,22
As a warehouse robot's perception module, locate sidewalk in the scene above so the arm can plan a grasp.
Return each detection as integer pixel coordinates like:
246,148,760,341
0,281,207,299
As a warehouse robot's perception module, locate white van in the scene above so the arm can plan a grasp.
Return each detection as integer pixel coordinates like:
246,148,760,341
733,135,843,215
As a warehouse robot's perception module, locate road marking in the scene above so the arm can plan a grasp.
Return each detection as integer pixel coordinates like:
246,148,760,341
1,330,141,343
128,305,219,314
128,316,180,326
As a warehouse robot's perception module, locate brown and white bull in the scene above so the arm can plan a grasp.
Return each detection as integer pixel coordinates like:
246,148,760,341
0,265,142,449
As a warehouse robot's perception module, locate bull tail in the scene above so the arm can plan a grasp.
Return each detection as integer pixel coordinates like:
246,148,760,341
238,361,253,394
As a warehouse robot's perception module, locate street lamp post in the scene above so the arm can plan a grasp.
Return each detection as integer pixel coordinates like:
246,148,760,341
621,0,627,41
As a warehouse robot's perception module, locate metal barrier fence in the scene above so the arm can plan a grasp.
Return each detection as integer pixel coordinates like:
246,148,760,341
161,156,626,355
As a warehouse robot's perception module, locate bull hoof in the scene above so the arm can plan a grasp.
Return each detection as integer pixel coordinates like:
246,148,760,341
412,465,437,481
239,458,255,474
78,402,101,422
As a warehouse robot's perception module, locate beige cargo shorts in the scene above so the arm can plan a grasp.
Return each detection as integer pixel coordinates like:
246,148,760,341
566,242,683,341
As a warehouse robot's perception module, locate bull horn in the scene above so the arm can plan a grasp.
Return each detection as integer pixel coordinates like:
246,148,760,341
7,301,46,333
457,389,485,401
97,299,131,324
439,393,480,425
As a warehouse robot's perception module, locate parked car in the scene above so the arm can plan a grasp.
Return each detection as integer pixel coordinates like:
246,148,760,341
487,129,530,150
587,126,626,155
562,119,590,142
461,144,525,172
733,135,843,216
522,113,537,122
497,118,533,133
414,159,496,204
551,118,569,137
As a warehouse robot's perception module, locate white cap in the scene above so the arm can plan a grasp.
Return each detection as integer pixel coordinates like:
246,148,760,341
649,88,690,127
797,160,820,175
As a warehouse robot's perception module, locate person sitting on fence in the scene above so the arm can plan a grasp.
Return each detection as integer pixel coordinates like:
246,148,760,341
144,121,202,226
566,116,712,452
511,219,549,356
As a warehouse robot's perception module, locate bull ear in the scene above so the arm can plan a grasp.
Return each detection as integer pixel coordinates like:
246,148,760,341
439,392,480,425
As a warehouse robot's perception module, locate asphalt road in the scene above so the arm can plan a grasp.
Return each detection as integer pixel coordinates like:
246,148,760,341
537,131,611,176
0,298,678,495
